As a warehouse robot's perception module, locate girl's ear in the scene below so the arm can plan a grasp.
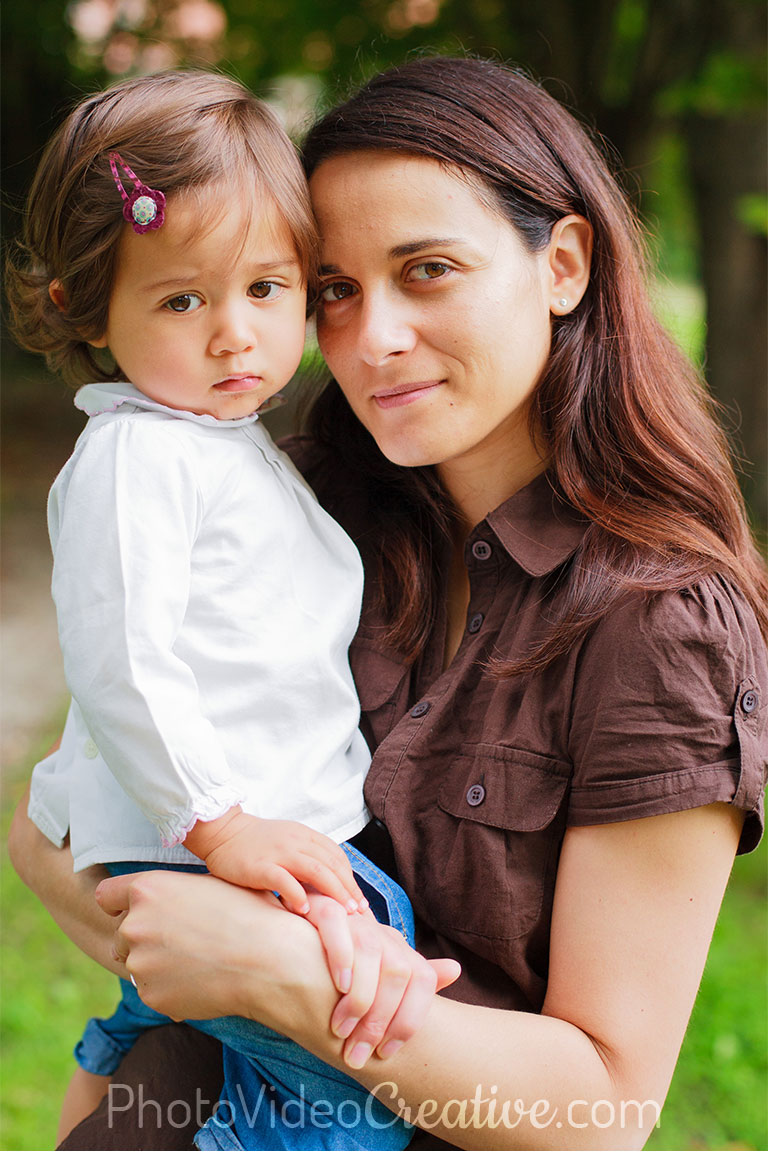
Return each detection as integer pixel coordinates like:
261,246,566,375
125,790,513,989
50,278,109,347
546,215,592,316
48,279,67,312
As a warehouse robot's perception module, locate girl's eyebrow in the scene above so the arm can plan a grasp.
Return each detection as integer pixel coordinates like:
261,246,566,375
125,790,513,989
320,238,461,276
145,258,300,293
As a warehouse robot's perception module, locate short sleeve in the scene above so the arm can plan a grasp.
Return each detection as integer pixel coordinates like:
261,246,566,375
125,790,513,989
567,576,767,853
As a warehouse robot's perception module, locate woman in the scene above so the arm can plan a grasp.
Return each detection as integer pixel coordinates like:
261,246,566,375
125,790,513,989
10,56,767,1151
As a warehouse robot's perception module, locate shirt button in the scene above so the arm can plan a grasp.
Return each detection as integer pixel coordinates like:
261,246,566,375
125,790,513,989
741,690,759,714
84,739,99,759
466,783,485,806
410,701,431,718
472,540,492,561
468,612,484,634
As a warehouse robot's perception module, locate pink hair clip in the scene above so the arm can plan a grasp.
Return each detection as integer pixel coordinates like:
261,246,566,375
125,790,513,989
109,152,166,234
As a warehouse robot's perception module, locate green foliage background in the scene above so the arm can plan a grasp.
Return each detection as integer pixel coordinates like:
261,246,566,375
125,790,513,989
1,3,766,1148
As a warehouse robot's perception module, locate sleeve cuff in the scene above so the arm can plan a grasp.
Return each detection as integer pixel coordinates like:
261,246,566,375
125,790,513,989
156,783,248,847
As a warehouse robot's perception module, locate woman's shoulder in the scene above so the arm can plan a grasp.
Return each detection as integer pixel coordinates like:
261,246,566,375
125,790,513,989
278,433,370,540
580,575,766,683
278,434,327,480
567,576,767,852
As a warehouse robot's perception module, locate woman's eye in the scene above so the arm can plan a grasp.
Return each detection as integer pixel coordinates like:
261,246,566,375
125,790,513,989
250,281,281,300
319,282,357,303
164,293,203,313
409,262,450,281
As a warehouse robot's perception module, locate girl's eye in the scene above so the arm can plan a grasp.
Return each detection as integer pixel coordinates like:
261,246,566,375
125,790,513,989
409,262,450,281
250,281,280,300
319,282,357,303
164,293,203,313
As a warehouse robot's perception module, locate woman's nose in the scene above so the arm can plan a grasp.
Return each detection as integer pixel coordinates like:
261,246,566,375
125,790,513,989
209,304,256,357
356,289,417,367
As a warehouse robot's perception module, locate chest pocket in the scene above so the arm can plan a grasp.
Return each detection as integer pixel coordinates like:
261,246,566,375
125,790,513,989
350,639,408,750
417,746,570,949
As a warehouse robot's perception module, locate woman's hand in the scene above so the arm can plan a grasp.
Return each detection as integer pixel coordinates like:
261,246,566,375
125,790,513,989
96,870,459,1066
97,870,307,1023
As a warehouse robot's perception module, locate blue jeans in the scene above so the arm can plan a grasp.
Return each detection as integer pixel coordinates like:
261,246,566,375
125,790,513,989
75,843,414,1150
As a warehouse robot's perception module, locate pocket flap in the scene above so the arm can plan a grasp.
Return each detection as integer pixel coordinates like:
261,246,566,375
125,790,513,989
438,746,570,831
351,640,408,712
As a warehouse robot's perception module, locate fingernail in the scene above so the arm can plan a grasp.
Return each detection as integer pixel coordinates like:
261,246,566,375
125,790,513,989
337,968,352,994
334,1016,358,1039
378,1039,404,1060
346,1042,372,1069
345,899,358,913
359,896,369,911
298,901,310,915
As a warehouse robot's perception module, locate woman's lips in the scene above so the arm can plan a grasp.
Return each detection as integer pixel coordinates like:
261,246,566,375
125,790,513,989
373,380,443,409
213,375,261,393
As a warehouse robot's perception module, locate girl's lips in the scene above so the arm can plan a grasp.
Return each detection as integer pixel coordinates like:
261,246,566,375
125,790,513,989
213,375,261,393
373,381,443,409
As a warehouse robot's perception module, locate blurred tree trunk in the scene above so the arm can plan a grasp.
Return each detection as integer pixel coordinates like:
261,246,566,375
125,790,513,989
684,112,767,525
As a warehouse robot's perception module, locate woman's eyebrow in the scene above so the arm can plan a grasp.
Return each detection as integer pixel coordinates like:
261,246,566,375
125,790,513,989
388,238,461,258
319,238,463,275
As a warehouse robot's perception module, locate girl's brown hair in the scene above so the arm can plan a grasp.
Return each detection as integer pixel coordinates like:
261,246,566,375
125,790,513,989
301,55,768,671
6,70,317,386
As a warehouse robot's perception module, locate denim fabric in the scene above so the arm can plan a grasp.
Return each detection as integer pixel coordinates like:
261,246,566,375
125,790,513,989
75,844,414,1150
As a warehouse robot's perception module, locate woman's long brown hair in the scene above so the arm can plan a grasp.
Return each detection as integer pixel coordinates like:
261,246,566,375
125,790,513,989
301,56,768,673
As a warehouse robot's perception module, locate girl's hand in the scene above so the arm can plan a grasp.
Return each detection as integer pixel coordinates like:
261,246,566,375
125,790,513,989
183,807,366,914
304,888,357,994
304,890,461,1069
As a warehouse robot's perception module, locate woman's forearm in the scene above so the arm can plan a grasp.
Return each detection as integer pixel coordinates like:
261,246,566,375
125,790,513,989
261,805,741,1151
349,998,649,1151
281,987,643,1151
8,786,123,976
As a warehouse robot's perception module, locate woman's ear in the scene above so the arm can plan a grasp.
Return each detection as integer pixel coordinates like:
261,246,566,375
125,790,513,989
546,215,592,316
50,278,109,347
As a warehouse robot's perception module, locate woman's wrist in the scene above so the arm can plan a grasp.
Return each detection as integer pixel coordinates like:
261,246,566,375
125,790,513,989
235,895,345,1055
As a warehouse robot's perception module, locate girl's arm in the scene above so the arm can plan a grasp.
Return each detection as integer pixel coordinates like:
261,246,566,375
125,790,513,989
98,801,743,1150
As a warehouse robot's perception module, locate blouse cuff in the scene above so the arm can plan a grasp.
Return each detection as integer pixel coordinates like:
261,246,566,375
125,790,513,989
567,758,765,853
157,784,248,848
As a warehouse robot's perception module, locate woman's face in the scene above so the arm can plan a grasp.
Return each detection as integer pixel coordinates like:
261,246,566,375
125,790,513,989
310,151,572,493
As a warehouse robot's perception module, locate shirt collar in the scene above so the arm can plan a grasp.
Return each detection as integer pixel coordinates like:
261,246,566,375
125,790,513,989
74,381,282,428
485,471,588,576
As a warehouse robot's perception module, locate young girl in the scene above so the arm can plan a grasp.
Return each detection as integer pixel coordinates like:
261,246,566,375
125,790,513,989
6,70,452,1151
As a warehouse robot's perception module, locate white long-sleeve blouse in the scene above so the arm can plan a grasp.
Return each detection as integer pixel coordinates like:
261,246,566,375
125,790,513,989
28,382,370,871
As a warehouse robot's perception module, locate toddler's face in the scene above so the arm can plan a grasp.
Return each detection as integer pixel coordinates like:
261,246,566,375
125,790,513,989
90,190,307,420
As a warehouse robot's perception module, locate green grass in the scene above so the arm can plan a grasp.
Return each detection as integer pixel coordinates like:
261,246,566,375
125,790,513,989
646,843,768,1151
0,861,117,1151
1,735,766,1151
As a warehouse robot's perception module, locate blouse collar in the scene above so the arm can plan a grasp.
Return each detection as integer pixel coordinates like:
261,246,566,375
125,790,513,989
74,381,282,428
485,471,588,576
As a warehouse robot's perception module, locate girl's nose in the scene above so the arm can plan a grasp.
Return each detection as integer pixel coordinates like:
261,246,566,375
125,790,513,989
356,289,417,367
209,304,256,357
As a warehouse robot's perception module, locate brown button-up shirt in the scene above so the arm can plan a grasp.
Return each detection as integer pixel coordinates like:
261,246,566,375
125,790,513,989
288,438,767,1016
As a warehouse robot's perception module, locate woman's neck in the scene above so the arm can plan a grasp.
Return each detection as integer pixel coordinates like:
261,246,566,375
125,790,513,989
437,427,549,534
